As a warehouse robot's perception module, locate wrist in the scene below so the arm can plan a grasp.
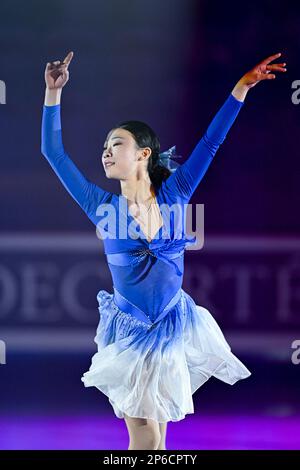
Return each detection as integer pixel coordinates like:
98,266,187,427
44,88,62,106
231,78,250,102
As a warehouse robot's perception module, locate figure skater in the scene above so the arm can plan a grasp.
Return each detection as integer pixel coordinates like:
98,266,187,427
41,51,286,450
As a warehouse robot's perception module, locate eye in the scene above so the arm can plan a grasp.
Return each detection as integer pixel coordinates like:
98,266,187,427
102,143,121,150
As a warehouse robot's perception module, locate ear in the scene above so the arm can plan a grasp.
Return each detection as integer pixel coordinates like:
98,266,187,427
140,147,152,161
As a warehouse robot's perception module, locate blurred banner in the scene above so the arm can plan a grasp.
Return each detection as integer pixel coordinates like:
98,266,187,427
1,233,299,360
0,0,300,451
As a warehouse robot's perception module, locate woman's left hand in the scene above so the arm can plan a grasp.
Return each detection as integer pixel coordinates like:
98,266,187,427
240,52,287,89
232,52,287,101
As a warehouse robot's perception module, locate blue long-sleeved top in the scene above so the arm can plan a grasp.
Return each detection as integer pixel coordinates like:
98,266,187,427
41,93,244,320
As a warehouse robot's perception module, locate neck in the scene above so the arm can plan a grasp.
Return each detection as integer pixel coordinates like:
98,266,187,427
120,177,154,203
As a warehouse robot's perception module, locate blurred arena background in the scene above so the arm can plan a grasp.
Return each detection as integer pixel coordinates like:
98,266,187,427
0,0,299,450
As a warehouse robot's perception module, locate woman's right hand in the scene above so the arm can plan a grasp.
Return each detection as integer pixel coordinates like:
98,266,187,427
45,51,74,89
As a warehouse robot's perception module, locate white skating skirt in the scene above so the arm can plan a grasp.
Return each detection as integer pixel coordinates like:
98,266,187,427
81,288,251,423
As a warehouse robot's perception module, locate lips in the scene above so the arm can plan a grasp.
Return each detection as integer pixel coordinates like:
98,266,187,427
104,162,115,168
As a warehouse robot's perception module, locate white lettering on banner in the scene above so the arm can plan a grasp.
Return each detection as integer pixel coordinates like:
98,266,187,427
0,258,299,326
0,265,17,318
276,261,300,323
216,265,271,324
0,234,299,332
20,263,60,322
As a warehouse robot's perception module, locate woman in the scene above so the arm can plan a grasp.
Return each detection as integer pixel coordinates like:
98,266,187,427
41,51,286,450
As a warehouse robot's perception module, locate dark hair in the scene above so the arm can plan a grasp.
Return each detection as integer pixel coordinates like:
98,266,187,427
114,120,171,190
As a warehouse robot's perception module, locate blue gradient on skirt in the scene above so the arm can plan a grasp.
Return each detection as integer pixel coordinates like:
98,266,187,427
81,288,251,423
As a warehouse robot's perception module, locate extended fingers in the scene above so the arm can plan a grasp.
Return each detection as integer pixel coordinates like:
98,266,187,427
63,51,74,65
261,52,282,65
260,72,276,80
266,63,287,72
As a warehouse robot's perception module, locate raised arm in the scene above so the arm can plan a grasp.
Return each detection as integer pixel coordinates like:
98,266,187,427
163,52,287,201
41,52,112,226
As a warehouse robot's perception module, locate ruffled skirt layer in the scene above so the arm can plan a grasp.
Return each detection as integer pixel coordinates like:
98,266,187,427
81,288,251,423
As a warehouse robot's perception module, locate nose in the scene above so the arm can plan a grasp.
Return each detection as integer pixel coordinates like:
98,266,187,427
103,149,112,161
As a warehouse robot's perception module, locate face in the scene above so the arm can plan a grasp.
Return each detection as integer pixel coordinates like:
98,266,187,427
102,128,150,180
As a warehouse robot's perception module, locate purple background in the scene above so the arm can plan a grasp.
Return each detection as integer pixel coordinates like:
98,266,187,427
0,0,300,450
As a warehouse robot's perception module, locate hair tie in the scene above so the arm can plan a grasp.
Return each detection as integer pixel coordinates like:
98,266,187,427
158,145,182,173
